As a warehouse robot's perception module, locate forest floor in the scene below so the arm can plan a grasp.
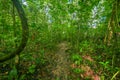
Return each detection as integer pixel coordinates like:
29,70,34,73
0,41,101,80
36,41,100,80
50,42,70,80
39,41,71,80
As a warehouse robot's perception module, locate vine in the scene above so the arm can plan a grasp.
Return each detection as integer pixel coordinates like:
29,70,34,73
0,0,29,62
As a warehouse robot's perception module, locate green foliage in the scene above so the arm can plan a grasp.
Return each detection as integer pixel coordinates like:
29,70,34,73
28,64,36,74
99,61,110,70
19,74,26,80
71,54,83,65
8,66,18,80
0,0,120,80
35,49,46,65
73,68,84,74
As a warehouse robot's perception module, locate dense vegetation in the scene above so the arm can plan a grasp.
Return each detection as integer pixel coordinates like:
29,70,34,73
0,0,120,80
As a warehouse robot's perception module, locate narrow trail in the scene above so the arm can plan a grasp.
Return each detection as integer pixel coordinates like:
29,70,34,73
50,42,70,80
34,42,71,80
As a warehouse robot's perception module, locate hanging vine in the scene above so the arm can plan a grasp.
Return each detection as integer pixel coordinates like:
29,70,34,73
0,0,29,62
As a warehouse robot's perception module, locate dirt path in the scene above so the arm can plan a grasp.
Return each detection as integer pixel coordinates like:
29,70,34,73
51,42,70,80
53,42,69,80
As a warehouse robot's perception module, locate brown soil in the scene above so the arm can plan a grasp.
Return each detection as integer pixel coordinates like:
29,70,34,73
46,42,70,80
